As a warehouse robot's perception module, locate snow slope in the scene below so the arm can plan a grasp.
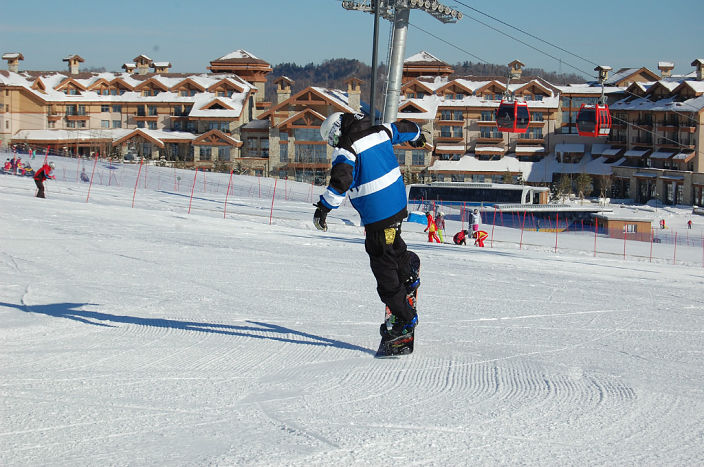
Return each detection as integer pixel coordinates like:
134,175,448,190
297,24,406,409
1,159,703,465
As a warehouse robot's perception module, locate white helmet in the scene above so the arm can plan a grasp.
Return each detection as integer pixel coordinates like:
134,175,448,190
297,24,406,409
49,162,55,169
320,112,344,147
439,211,445,217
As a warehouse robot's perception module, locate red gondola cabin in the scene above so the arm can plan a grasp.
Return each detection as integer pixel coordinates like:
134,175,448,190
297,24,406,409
496,100,530,134
576,103,611,137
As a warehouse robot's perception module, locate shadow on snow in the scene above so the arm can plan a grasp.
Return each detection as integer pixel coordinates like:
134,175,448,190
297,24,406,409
1,301,375,356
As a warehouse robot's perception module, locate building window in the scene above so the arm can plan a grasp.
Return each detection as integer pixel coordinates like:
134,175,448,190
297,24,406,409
48,120,55,128
481,111,495,122
112,105,122,113
101,105,110,112
218,147,230,161
295,144,327,163
101,120,110,128
148,121,157,130
280,142,288,162
113,120,122,128
77,120,86,128
294,128,323,141
67,120,76,128
395,149,406,166
411,150,425,166
200,146,212,161
137,121,145,128
148,106,157,116
441,126,451,137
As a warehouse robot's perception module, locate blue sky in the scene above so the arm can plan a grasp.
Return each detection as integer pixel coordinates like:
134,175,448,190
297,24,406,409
1,0,702,79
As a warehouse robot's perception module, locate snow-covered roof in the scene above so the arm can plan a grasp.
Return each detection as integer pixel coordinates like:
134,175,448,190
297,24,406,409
405,51,445,64
429,151,615,183
215,49,260,61
0,70,252,105
556,143,585,153
625,149,650,157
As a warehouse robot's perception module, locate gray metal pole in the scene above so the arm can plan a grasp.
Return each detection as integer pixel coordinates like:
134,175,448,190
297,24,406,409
369,0,380,124
382,5,409,123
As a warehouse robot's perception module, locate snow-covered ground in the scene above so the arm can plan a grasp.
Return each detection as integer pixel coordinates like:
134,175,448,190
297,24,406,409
1,156,703,465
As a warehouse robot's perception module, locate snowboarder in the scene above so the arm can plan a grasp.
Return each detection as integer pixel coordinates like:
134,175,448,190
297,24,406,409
453,230,469,245
424,211,441,243
313,112,426,353
33,161,55,198
80,168,90,182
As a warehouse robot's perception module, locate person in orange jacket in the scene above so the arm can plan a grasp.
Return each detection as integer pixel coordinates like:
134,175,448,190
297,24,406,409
474,230,488,247
424,211,441,243
33,161,55,198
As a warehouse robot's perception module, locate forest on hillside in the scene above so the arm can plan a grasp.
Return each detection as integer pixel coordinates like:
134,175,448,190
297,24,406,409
263,58,585,106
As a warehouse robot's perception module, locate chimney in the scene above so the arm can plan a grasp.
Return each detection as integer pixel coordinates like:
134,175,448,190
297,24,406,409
691,59,704,81
345,77,363,112
508,60,525,79
274,76,293,104
133,54,153,75
658,61,674,78
122,63,136,73
63,54,85,75
2,52,24,72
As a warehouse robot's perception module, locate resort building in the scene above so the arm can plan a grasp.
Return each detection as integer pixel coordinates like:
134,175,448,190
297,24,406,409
1,48,703,207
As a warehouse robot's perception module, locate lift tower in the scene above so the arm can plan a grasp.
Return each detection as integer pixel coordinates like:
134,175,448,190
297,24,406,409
341,0,461,123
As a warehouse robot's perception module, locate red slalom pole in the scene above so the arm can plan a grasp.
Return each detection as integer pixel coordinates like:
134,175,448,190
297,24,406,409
490,206,497,248
223,169,234,219
85,152,99,202
132,158,143,208
593,218,598,257
649,227,654,263
43,146,49,165
554,213,559,253
269,178,278,225
188,168,198,214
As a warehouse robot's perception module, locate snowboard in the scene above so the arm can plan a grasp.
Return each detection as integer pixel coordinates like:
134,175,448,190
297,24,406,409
375,251,420,358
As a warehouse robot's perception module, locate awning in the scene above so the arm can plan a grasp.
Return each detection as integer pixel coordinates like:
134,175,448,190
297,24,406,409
435,144,466,153
649,150,675,159
673,151,695,162
633,172,657,178
556,143,585,153
660,174,685,181
515,146,545,153
603,148,622,156
475,146,505,154
624,149,649,157
590,143,611,155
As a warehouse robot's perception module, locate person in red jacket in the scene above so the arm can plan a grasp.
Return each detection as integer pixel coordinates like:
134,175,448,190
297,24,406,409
424,211,441,243
33,161,55,198
474,230,488,247
453,230,469,245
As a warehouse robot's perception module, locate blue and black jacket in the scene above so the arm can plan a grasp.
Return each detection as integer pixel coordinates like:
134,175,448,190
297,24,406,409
319,117,421,232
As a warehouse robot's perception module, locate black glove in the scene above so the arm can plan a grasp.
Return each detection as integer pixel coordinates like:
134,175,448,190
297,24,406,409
313,201,330,231
409,133,426,148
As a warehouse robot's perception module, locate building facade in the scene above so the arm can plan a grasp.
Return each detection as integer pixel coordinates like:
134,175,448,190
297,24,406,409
1,49,703,206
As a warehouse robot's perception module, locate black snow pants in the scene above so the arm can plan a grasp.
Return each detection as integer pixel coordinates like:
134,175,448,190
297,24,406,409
365,223,414,323
35,179,45,198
